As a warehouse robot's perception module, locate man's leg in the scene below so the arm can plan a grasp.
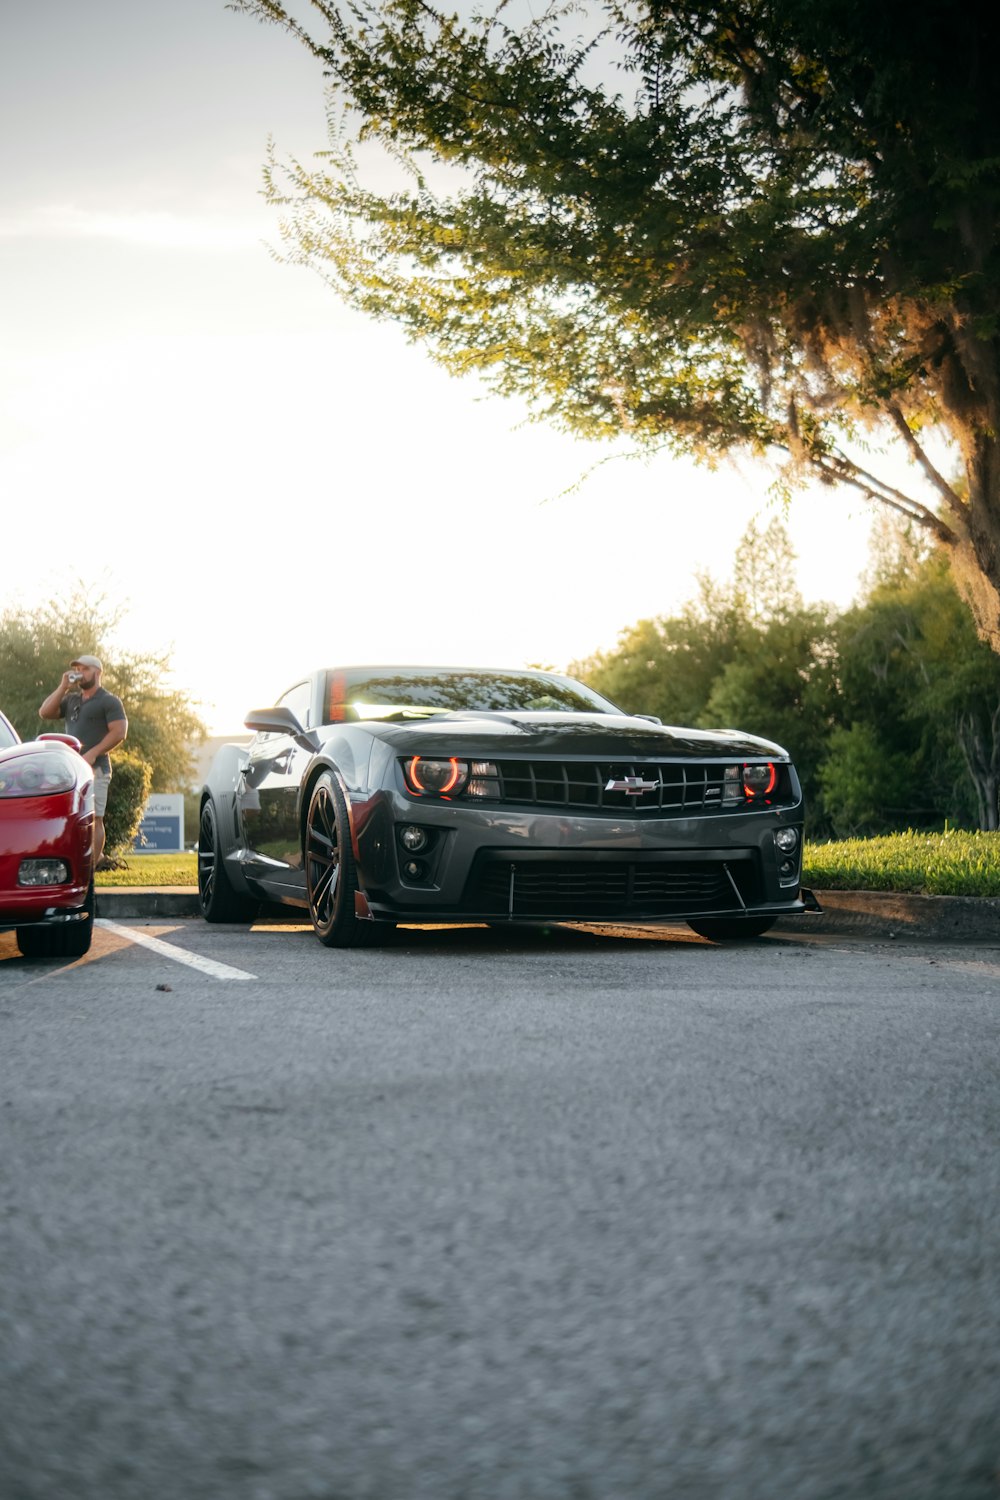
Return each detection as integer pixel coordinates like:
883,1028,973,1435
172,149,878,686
92,771,110,868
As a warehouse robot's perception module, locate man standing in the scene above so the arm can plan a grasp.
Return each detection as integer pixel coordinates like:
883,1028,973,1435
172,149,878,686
40,655,128,868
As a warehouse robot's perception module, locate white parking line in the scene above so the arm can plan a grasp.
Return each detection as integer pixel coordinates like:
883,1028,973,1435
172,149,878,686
96,920,257,981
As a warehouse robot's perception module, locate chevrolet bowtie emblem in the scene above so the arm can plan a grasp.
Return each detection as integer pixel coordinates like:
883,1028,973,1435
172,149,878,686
605,776,660,795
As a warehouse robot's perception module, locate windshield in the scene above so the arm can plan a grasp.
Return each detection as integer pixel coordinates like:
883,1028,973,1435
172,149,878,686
0,714,19,750
323,668,623,724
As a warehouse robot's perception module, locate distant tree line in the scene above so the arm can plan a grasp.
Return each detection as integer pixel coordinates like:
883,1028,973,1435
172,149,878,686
571,519,1000,834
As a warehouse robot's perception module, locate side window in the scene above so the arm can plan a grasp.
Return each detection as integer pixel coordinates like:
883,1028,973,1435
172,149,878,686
277,680,312,729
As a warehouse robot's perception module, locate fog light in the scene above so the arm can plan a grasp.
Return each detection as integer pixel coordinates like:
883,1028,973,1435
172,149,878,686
400,825,428,852
402,859,426,881
780,858,796,876
18,859,69,886
775,827,799,854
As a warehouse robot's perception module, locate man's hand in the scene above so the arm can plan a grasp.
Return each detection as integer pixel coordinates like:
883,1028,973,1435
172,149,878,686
39,673,74,721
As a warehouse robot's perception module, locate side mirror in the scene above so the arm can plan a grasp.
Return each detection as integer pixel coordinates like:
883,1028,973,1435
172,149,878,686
39,732,84,753
244,705,304,736
243,705,319,752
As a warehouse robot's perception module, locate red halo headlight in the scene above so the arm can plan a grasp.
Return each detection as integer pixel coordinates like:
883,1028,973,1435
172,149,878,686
742,762,777,799
404,757,469,796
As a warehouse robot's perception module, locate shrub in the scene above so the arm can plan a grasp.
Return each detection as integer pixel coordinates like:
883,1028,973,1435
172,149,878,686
103,751,153,855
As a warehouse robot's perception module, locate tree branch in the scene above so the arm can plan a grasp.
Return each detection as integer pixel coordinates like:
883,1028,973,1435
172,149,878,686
886,403,966,522
811,449,958,545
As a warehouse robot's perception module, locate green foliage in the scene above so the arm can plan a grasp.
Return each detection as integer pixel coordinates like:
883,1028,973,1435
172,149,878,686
576,517,1000,832
703,608,840,812
815,725,918,835
0,588,208,794
571,575,745,726
575,518,840,822
103,752,153,856
828,552,1000,831
238,0,1000,648
803,830,1000,896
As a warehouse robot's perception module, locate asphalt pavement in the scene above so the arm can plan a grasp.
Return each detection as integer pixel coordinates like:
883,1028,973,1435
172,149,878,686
3,914,999,1500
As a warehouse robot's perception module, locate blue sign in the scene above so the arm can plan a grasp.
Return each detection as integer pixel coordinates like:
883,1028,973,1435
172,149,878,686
134,795,185,853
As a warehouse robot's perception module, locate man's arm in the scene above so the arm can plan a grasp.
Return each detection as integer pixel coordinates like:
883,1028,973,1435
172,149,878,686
81,716,128,769
39,673,73,721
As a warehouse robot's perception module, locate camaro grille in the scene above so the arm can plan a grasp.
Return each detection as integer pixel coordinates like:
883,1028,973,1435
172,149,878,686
492,760,736,814
463,853,760,919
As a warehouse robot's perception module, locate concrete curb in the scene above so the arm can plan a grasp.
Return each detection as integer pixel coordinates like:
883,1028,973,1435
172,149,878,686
95,886,1000,940
781,889,1000,941
96,887,201,919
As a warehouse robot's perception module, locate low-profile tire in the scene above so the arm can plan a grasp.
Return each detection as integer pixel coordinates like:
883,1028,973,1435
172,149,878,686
16,880,94,959
687,915,778,941
198,797,257,923
305,771,380,948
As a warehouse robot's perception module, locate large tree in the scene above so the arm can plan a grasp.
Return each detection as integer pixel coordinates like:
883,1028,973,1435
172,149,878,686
238,0,1000,645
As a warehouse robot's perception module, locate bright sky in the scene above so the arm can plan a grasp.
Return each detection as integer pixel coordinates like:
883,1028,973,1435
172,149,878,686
2,0,905,734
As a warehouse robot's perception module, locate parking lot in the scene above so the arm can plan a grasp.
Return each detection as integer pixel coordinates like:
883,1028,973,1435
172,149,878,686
2,916,999,1499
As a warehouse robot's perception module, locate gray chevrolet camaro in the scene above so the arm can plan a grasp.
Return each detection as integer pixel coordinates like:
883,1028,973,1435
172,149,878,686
198,665,814,946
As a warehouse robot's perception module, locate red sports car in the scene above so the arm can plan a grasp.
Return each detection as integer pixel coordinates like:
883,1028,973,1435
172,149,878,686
0,709,96,958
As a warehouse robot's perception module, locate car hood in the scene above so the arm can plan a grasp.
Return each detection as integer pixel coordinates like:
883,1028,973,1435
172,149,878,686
0,740,72,763
360,712,789,760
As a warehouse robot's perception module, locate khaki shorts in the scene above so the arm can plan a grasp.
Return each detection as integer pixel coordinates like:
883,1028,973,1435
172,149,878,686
93,770,111,817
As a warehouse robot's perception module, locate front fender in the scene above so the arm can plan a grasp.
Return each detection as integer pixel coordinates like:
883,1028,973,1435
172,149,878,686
202,741,251,799
201,742,254,897
296,737,375,836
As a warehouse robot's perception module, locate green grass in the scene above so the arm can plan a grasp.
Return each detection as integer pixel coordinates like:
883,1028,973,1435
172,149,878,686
96,831,1000,897
97,852,197,887
803,829,1000,897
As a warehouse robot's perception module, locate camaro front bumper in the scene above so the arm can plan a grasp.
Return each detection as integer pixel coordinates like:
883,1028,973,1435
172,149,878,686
353,791,808,925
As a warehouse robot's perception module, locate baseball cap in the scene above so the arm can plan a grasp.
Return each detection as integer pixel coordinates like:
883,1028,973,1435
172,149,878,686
71,654,102,671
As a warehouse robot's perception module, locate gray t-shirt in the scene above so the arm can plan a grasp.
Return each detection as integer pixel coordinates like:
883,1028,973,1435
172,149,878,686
60,687,126,775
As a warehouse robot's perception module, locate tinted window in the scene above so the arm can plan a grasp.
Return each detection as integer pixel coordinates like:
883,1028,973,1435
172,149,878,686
323,668,623,723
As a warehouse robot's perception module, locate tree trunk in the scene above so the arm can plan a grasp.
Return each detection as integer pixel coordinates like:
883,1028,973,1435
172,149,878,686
938,420,1000,654
957,708,1000,831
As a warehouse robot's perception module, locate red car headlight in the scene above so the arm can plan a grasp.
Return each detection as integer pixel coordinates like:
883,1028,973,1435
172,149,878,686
0,753,77,797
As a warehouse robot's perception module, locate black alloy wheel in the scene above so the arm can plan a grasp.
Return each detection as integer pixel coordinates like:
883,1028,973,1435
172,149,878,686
198,797,257,922
16,879,95,959
686,915,778,940
305,771,380,947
